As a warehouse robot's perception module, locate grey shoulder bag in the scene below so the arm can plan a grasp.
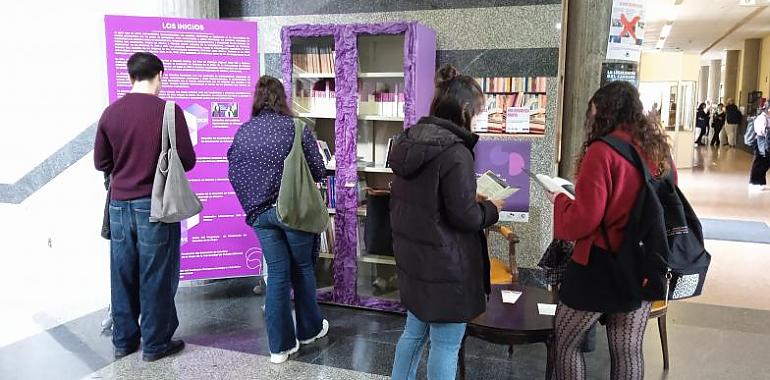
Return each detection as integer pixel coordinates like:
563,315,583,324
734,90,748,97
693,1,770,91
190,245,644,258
150,101,202,223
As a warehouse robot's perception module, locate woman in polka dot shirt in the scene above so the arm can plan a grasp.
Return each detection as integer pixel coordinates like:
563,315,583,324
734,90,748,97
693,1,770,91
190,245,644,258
227,75,328,364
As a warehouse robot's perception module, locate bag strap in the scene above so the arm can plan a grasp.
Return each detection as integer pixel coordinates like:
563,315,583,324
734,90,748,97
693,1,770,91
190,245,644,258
164,101,177,150
597,135,651,254
599,135,652,182
292,118,305,151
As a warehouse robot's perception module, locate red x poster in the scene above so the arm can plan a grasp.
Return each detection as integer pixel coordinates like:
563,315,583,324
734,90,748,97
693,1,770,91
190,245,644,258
606,0,645,62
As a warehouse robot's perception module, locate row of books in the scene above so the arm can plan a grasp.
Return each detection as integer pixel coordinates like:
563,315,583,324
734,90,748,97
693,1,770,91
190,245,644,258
294,91,337,115
359,93,405,118
319,217,335,254
474,77,548,94
322,175,337,208
292,46,335,74
485,93,547,111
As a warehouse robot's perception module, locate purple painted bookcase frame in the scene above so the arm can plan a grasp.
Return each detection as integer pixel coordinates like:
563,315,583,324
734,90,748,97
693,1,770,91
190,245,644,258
281,22,436,312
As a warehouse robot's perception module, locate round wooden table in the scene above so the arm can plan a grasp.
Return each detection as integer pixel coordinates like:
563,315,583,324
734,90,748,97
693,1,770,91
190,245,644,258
459,284,557,380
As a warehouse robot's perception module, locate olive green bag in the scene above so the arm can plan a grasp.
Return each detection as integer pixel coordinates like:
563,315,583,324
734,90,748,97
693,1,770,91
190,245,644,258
276,119,329,233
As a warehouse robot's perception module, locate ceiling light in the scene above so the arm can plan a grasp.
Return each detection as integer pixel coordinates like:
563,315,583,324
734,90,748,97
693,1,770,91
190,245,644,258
556,22,561,30
660,24,673,38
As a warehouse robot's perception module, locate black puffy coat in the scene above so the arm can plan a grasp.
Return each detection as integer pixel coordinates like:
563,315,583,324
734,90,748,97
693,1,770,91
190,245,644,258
388,116,500,323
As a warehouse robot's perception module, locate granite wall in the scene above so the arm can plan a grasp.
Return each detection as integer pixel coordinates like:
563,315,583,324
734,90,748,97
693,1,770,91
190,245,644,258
221,0,564,268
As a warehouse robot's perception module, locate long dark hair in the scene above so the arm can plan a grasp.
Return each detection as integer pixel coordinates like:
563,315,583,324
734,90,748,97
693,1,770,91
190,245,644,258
429,65,485,130
251,75,293,117
576,81,672,176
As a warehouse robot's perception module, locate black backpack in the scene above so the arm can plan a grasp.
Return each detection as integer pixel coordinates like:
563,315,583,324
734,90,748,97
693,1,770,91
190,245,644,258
600,136,711,302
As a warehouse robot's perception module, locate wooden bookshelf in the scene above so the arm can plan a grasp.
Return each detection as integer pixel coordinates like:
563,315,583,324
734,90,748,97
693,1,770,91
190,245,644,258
358,115,404,122
282,22,436,312
358,72,404,78
294,72,336,78
297,112,335,119
359,254,396,265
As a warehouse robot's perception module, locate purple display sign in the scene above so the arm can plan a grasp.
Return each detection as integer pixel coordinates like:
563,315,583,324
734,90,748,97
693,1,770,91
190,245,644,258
105,15,261,280
474,140,532,223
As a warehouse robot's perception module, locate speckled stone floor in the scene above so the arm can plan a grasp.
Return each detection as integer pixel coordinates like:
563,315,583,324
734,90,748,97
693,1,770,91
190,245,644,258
3,276,770,380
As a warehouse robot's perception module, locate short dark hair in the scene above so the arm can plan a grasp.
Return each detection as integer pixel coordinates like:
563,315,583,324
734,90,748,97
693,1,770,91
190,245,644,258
429,65,485,130
127,52,164,82
252,75,293,117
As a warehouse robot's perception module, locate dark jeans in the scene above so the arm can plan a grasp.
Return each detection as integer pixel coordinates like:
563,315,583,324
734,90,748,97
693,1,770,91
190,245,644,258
750,147,770,185
253,207,323,353
109,197,181,355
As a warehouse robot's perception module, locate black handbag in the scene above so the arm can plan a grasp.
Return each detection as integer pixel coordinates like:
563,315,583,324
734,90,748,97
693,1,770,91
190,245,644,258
537,239,574,285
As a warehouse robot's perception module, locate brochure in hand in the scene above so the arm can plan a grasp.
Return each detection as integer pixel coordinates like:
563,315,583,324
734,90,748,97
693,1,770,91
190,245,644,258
522,168,575,200
477,170,519,201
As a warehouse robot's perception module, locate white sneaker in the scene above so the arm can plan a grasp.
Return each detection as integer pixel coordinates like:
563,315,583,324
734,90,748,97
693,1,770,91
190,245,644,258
748,184,765,194
270,340,299,364
299,319,329,345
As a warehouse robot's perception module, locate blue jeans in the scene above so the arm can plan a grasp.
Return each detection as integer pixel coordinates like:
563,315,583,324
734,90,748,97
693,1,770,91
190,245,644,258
253,207,323,353
391,311,467,380
109,198,181,355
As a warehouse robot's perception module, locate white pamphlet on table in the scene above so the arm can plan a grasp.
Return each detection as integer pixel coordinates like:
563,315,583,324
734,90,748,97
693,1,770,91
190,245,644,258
501,290,522,304
537,303,557,316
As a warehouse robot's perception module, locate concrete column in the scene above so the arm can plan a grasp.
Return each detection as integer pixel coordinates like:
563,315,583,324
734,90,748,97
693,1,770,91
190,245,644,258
158,0,219,19
698,66,709,103
724,50,740,103
738,39,761,107
707,59,722,103
558,0,614,178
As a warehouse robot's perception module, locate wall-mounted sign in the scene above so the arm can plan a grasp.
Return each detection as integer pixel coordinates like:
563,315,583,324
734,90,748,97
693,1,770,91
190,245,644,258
601,62,638,87
606,0,646,62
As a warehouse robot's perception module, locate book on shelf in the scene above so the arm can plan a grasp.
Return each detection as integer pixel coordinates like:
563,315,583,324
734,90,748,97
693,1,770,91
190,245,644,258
322,175,337,208
293,45,336,74
294,79,336,116
476,170,519,201
384,137,395,168
474,76,548,93
523,168,575,200
358,81,405,118
316,140,334,167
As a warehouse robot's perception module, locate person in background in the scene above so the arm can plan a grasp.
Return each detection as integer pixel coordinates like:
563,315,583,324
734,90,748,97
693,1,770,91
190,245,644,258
94,52,196,362
749,102,770,193
227,75,329,364
724,98,742,147
710,103,726,147
549,81,676,380
388,65,502,380
695,102,709,146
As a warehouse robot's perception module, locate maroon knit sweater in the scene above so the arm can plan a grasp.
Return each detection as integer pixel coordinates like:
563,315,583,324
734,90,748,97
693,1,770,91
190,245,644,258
94,93,196,200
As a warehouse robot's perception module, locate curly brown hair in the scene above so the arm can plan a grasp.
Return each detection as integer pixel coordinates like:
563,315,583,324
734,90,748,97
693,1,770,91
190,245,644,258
576,81,672,177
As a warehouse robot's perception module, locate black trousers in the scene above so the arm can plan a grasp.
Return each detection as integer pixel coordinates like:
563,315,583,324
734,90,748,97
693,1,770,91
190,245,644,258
710,125,723,146
750,147,770,185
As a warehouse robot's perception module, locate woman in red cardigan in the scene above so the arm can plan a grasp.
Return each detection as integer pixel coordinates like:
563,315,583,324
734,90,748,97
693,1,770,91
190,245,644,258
549,81,675,380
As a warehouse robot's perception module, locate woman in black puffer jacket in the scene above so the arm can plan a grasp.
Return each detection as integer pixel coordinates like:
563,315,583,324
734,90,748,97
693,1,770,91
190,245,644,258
388,65,502,380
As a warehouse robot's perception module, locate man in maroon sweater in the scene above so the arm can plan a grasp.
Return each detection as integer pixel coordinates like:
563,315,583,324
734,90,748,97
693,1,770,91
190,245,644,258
94,52,196,362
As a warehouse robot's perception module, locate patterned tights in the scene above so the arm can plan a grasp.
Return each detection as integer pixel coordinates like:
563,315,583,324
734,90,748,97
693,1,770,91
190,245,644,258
554,301,652,380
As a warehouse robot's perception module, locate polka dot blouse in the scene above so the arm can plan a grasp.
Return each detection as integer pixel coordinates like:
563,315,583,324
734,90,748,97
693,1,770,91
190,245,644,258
227,110,326,226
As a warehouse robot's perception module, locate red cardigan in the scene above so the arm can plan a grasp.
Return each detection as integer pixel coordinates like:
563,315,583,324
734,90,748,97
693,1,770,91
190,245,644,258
553,130,676,265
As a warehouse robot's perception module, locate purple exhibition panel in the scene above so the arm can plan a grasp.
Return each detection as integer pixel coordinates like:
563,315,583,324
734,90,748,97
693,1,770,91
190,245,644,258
105,15,261,280
474,140,532,223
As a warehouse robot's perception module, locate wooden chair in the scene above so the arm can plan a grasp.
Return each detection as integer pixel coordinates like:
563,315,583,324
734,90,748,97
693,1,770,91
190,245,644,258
650,300,670,370
486,225,520,285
